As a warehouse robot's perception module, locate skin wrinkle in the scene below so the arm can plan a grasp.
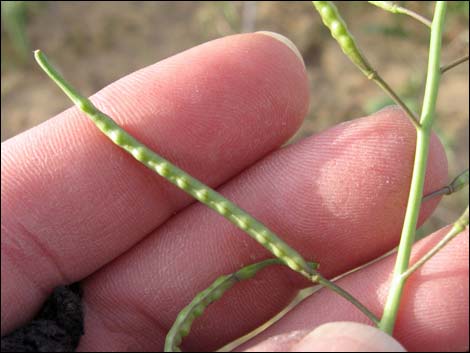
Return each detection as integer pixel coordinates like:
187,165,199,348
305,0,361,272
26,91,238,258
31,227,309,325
85,297,160,352
127,298,168,348
4,221,66,296
16,220,69,285
1,226,49,297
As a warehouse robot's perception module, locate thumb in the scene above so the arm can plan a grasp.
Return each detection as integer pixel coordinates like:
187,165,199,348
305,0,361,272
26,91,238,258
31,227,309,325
289,322,406,352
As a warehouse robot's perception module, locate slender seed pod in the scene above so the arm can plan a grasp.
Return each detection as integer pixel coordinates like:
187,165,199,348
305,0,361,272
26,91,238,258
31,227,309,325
33,50,386,338
34,50,314,278
164,259,319,352
449,168,469,194
312,1,420,128
312,1,375,77
422,168,469,202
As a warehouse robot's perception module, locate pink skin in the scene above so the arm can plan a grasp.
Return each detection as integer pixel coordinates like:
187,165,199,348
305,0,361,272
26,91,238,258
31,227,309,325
1,32,467,352
245,323,407,352
241,228,469,352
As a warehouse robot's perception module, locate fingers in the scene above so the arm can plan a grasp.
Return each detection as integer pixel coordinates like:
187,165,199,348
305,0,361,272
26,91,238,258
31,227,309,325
241,226,469,352
1,32,309,334
245,322,406,352
77,108,447,351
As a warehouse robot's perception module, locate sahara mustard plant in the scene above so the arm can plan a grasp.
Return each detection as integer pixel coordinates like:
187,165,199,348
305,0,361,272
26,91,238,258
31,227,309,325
33,1,468,350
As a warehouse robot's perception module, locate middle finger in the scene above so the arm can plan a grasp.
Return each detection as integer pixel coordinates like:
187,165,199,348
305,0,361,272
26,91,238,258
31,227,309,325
78,107,447,351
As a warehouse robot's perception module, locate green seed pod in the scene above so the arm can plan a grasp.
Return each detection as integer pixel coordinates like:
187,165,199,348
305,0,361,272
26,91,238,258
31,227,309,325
313,1,420,128
422,168,469,202
449,169,469,194
34,50,314,278
164,259,318,352
312,1,374,77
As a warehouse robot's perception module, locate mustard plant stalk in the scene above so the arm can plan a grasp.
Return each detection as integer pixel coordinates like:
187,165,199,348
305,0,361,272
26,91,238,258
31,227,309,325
379,1,447,334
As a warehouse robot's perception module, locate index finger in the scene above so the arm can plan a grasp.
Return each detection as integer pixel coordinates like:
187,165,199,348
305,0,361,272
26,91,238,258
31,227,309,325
1,32,309,334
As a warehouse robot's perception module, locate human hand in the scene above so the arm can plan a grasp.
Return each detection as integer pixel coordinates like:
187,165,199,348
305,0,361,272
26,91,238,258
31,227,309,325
1,32,468,352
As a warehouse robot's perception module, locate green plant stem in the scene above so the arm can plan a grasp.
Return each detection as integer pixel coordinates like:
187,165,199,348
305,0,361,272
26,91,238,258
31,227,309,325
368,1,432,28
313,273,380,326
401,206,469,280
440,54,469,74
379,1,447,335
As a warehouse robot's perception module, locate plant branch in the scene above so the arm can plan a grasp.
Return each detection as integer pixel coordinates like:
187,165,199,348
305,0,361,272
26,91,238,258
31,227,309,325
422,168,469,202
371,73,421,129
312,273,380,326
379,1,447,335
440,54,469,74
401,206,469,280
369,1,432,28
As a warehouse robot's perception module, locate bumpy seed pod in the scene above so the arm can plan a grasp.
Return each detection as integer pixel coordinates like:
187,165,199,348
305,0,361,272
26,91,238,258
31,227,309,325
164,259,319,352
312,1,420,128
312,1,375,78
34,50,314,278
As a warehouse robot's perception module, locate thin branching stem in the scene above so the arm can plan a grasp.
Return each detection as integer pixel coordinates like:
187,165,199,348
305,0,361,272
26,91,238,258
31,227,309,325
369,2,432,28
313,273,380,326
440,54,469,74
372,74,421,129
397,5,433,28
401,207,469,281
379,2,447,335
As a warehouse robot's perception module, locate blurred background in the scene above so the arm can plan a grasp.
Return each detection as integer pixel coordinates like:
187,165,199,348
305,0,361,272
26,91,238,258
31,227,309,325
1,1,468,234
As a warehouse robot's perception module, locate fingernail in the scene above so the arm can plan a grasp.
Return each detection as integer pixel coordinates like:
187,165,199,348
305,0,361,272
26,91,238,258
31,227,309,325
289,322,407,352
256,31,305,68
